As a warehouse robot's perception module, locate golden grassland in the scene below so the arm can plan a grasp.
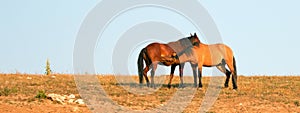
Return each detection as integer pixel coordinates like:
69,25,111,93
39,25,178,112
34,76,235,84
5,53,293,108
0,74,299,113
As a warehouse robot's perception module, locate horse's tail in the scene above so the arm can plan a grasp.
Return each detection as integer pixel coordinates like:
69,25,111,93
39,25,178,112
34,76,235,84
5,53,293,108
233,56,237,75
232,56,238,89
138,48,146,84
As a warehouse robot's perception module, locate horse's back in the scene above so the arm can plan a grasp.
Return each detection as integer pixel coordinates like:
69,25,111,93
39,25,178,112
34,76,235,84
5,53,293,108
215,43,233,52
210,44,235,66
214,43,234,59
145,42,176,61
146,42,174,53
194,43,234,66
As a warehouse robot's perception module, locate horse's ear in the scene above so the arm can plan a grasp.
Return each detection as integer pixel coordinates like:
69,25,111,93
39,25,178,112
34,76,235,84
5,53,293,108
190,33,193,36
194,33,197,36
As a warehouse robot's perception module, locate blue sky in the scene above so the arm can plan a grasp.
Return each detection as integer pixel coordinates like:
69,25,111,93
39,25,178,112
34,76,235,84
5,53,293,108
0,0,299,75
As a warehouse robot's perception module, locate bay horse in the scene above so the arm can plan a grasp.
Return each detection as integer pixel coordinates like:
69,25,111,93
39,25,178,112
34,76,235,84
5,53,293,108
137,33,200,88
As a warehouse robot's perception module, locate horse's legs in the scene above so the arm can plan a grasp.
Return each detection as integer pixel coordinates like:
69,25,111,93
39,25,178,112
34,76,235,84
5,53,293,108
150,63,158,88
226,59,238,90
190,63,198,87
143,65,150,87
168,64,176,88
216,65,231,88
225,69,231,88
198,66,203,88
179,63,185,88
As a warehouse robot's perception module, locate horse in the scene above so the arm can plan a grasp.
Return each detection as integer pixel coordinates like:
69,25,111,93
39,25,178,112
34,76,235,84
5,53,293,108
137,33,200,88
189,42,238,89
195,43,237,89
167,41,238,90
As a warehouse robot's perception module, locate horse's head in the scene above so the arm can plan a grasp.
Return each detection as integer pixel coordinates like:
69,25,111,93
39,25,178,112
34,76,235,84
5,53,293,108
188,33,200,46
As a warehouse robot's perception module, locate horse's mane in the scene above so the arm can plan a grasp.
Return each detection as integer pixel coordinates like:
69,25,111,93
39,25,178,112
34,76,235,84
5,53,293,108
167,36,194,57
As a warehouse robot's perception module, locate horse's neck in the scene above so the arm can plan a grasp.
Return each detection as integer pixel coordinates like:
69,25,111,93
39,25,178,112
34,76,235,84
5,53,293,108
167,42,183,52
199,42,208,46
200,42,225,46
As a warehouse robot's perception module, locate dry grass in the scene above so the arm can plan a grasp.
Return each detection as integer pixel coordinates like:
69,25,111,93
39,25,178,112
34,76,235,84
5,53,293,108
0,74,299,113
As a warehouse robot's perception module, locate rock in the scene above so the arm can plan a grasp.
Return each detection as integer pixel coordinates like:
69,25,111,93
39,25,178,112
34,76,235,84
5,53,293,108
47,93,66,104
75,99,85,105
60,95,66,101
68,99,75,104
26,77,32,80
68,94,76,99
47,93,84,105
47,93,58,100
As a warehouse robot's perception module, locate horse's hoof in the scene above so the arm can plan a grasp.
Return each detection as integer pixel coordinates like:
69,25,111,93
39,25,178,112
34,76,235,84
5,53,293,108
167,85,171,89
139,84,143,88
193,84,198,88
233,87,238,90
199,84,203,88
150,84,156,89
224,84,229,88
178,85,184,88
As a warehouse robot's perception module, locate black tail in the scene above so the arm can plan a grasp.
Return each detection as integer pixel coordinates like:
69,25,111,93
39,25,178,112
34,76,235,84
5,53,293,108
138,48,146,84
232,56,238,89
233,56,237,75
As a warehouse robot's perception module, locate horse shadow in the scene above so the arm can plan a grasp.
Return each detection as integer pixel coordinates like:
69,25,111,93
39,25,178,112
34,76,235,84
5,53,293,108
115,82,215,89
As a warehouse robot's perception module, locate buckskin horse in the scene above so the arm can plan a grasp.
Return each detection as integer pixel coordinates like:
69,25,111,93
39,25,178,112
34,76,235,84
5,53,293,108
194,42,237,89
137,33,200,88
168,40,238,89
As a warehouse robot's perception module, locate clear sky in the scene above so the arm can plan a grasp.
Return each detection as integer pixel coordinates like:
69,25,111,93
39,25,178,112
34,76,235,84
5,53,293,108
0,0,299,75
